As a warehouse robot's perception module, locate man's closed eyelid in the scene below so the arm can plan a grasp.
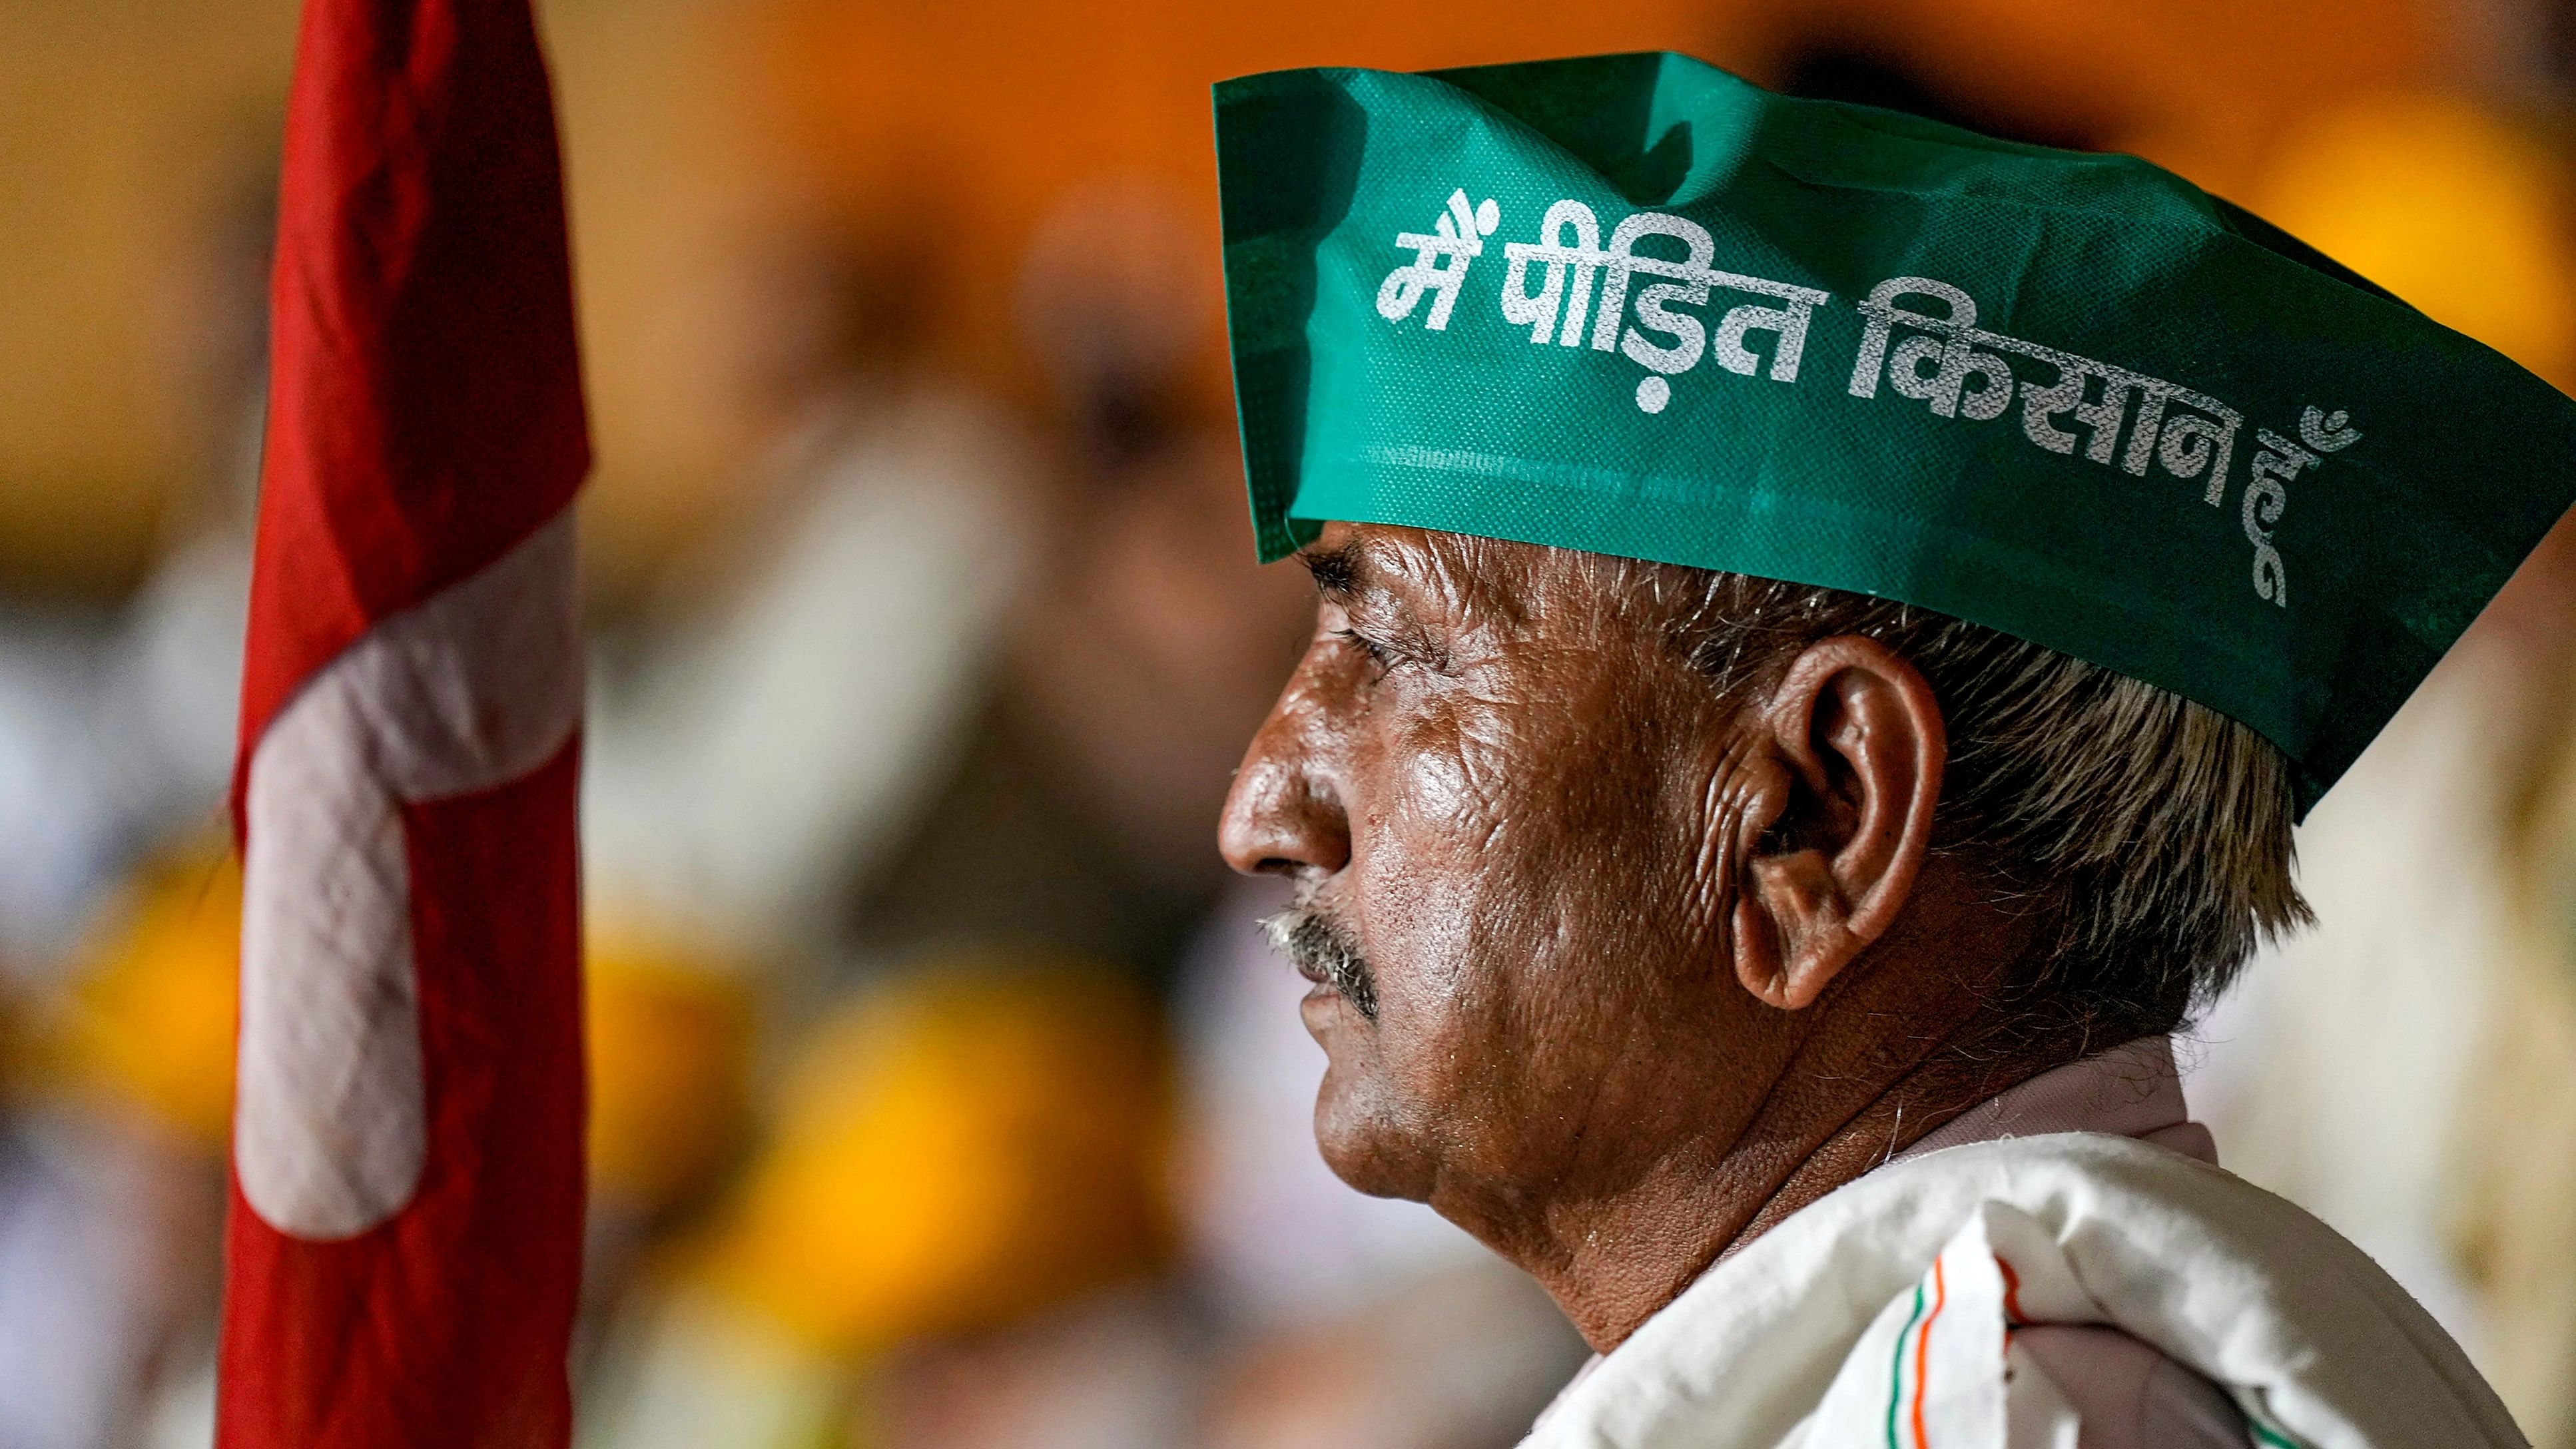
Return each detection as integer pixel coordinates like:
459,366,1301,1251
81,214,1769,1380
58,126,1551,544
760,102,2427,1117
1333,626,1397,669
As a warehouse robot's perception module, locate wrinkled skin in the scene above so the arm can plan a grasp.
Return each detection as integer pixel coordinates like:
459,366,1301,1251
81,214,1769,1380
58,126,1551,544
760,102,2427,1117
1218,523,2050,1350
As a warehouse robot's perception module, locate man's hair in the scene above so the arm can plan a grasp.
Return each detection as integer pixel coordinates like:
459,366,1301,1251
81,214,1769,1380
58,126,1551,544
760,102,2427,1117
1644,566,2311,1049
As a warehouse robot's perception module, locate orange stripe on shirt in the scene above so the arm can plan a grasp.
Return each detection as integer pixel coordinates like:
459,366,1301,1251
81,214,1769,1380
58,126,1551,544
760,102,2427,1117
1912,1257,1947,1448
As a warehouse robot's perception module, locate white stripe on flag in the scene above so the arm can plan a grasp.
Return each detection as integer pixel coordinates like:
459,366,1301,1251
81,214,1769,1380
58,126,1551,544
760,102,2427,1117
236,512,581,1239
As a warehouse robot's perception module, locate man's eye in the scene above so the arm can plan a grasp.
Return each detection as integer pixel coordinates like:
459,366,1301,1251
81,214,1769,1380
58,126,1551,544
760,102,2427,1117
1332,627,1395,674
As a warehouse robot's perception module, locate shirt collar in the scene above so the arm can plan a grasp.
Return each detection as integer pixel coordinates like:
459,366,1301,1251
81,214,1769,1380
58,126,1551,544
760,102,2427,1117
1890,1033,2217,1167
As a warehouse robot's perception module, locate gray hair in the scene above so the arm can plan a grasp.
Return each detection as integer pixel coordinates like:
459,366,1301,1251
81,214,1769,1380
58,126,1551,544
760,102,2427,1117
1642,566,2311,1048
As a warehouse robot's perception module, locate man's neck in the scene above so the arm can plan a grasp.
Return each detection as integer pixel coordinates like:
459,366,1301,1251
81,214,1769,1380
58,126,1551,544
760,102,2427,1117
1520,1014,2077,1354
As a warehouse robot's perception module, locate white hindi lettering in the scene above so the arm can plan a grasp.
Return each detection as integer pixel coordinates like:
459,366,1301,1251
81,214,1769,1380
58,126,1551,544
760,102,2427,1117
2244,430,2314,608
1500,200,1603,346
1377,190,1501,331
1848,276,2310,601
1850,277,2243,502
1371,188,2352,610
1495,198,1827,412
2298,405,2362,453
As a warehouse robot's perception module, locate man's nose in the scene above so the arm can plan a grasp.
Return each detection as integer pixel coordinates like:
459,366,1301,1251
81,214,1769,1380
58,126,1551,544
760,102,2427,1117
1218,689,1351,878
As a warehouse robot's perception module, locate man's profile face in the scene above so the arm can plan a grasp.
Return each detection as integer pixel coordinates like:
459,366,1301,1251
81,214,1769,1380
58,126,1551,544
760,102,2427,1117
1219,523,1782,1223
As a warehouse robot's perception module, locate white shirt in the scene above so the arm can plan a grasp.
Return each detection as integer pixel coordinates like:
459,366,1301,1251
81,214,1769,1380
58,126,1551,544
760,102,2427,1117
1526,1117,2516,1448
1541,1038,2253,1448
1897,1037,2247,1448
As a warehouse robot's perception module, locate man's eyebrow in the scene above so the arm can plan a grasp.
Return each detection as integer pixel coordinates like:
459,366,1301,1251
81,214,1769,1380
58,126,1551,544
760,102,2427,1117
1298,539,1365,599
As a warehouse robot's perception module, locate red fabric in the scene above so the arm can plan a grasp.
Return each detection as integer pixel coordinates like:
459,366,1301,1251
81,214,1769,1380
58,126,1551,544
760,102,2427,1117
236,0,587,778
220,747,587,1444
222,0,587,1440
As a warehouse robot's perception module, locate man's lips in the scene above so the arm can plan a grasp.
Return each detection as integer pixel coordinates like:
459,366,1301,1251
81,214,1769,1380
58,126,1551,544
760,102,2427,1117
1299,980,1360,1036
1294,960,1349,1014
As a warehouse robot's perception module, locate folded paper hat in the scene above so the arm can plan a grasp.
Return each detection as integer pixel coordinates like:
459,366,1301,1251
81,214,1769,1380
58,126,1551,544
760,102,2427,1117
1214,52,2576,811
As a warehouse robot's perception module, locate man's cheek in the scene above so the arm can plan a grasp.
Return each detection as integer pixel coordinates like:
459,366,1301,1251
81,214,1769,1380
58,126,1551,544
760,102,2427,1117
1365,784,1513,986
1393,719,1490,830
1355,845,1479,1020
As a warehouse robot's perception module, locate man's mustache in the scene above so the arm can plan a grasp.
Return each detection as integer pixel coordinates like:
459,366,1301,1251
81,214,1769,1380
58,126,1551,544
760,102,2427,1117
1260,898,1379,1021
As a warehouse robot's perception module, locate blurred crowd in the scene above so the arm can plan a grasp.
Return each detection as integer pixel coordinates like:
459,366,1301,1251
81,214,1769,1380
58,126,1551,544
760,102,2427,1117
14,0,2576,1446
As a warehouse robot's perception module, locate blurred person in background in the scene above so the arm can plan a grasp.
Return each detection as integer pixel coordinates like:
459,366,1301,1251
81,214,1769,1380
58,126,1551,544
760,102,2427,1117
577,958,1175,1449
565,199,1054,1432
574,923,759,1368
0,846,237,1449
0,158,269,976
840,176,1314,998
577,176,1332,1449
0,150,272,1449
580,205,1041,967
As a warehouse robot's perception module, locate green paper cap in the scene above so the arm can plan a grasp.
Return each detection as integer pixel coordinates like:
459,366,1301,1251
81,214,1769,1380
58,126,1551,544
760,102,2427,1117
1215,51,2576,813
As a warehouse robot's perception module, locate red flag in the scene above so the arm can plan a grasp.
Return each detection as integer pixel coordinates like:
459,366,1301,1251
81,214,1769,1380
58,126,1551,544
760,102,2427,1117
221,0,588,1440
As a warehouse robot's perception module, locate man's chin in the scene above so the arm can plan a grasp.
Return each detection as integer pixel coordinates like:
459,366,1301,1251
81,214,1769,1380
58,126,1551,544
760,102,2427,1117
1308,1036,1435,1202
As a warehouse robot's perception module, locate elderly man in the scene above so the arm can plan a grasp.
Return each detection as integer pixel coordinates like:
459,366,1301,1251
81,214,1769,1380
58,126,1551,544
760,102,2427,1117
1210,53,2576,1448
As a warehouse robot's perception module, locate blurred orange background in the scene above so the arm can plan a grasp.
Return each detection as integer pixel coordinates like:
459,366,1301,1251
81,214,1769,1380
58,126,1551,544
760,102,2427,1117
0,0,2488,600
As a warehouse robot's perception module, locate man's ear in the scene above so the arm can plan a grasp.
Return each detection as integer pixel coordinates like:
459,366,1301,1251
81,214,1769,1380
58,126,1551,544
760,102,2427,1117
1722,636,1945,1010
